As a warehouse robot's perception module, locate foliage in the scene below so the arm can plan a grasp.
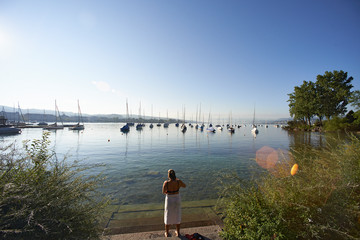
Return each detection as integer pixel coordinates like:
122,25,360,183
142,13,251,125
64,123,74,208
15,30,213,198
349,90,360,111
286,120,306,130
0,132,109,239
288,81,318,126
288,70,355,126
316,70,353,120
323,111,360,131
219,135,360,239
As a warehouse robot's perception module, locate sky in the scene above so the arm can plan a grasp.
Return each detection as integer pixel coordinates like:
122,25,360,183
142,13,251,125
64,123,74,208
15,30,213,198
1,0,359,121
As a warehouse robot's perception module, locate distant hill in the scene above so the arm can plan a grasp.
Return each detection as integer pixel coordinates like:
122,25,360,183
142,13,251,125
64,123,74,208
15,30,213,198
0,105,291,124
0,105,174,123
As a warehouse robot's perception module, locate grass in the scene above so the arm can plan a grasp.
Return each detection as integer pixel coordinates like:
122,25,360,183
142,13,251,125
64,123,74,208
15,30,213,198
218,134,360,239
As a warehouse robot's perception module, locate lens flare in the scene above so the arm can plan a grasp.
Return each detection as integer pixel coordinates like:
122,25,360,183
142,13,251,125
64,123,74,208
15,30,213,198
291,164,299,176
255,146,278,169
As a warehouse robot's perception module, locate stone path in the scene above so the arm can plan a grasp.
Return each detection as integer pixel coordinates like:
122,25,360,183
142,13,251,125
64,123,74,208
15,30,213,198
101,199,224,239
102,225,223,240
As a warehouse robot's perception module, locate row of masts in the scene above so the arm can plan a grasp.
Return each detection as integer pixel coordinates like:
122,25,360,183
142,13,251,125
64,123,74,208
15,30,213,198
1,100,85,131
121,101,259,135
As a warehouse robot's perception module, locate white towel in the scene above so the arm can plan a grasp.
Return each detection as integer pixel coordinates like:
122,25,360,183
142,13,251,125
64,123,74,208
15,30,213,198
164,194,181,225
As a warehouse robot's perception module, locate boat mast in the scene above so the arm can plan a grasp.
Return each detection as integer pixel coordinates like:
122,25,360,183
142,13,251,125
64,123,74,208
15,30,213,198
55,100,64,126
126,98,129,122
199,103,201,125
77,99,83,124
252,105,256,126
195,105,198,124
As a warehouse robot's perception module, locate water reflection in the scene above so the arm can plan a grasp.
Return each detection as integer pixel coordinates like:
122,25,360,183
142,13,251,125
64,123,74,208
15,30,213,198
1,123,353,205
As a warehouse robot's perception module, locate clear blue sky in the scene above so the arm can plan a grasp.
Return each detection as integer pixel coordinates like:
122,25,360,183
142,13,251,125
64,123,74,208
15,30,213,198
1,0,359,121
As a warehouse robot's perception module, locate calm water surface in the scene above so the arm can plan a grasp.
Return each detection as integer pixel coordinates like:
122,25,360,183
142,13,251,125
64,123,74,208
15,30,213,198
0,123,325,204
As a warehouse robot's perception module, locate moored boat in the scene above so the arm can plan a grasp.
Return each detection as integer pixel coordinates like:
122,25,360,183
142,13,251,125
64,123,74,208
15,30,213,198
0,115,21,135
43,100,64,130
69,100,85,130
121,124,130,132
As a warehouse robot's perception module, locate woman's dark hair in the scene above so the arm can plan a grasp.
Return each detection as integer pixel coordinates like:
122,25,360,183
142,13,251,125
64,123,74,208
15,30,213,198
168,169,176,180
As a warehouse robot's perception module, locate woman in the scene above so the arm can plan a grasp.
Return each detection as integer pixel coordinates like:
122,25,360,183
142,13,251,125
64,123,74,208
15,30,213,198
162,169,186,237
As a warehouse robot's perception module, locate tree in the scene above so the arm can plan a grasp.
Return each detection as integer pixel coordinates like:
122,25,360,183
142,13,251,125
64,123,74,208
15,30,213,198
316,70,353,120
349,90,360,111
288,80,317,126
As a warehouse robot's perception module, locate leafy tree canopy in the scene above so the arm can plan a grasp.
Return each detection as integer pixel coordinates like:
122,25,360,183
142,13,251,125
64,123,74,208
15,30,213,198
288,70,355,126
316,70,353,119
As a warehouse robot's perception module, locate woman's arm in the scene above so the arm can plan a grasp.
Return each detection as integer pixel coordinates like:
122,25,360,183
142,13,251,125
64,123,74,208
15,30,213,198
179,179,186,188
162,181,168,194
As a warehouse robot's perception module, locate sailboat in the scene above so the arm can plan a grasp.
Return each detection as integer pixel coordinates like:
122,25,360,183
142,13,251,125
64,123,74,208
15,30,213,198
121,99,131,132
175,111,180,127
251,106,259,135
157,112,161,127
163,110,169,128
43,100,64,130
70,100,85,130
0,107,21,135
228,111,235,134
126,99,134,126
136,102,143,130
206,110,216,132
38,110,48,126
149,104,154,128
181,106,187,133
15,103,26,127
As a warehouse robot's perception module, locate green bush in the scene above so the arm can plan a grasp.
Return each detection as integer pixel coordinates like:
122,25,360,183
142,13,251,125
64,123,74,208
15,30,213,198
0,132,109,239
323,117,350,131
219,135,360,239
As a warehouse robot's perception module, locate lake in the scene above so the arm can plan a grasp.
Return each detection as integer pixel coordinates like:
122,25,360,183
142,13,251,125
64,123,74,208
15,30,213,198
0,123,326,205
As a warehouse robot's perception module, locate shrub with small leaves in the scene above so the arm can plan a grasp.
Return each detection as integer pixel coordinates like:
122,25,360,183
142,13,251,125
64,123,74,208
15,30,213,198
0,132,109,239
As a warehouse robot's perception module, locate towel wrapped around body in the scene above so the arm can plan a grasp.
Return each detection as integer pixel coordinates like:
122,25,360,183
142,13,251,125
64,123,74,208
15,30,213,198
164,194,181,225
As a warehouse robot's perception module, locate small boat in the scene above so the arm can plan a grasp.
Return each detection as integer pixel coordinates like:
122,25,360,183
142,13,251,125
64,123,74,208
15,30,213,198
228,127,235,134
38,110,48,126
164,110,169,128
175,123,179,127
206,125,216,132
215,124,223,130
181,124,187,133
136,123,143,130
157,123,161,127
251,106,259,135
70,100,85,130
0,115,21,135
43,100,64,130
149,123,154,128
121,124,130,132
0,126,21,134
70,123,85,130
251,127,259,134
44,123,64,130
